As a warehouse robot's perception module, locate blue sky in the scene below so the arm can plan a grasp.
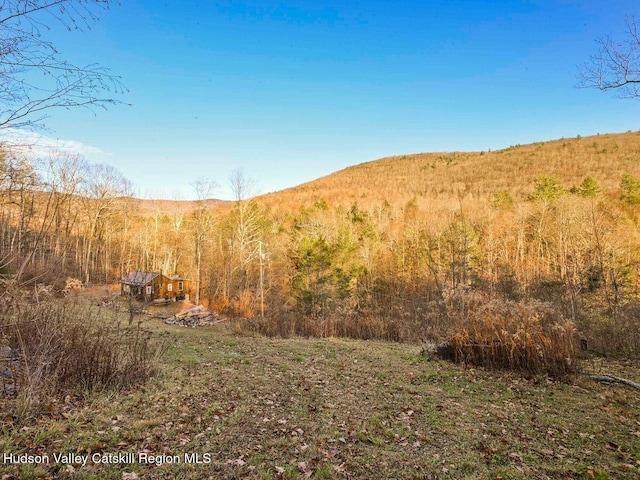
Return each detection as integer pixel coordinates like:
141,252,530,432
9,0,640,200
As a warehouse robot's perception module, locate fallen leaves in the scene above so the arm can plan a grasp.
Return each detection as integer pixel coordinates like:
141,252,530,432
2,331,639,479
297,461,313,478
226,457,246,466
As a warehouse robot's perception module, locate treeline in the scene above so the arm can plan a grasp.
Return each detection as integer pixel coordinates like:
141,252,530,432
253,175,640,357
2,147,640,356
0,152,134,284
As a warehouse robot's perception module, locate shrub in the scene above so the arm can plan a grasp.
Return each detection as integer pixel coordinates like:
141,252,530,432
578,302,640,357
491,190,515,210
442,290,577,377
1,300,168,416
620,172,640,204
529,176,566,203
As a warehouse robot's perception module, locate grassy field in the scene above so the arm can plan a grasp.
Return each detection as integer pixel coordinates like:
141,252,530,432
1,305,639,479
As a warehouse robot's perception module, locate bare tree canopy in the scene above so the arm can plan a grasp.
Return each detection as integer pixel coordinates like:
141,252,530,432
191,177,219,202
0,0,126,130
579,15,640,98
229,168,257,202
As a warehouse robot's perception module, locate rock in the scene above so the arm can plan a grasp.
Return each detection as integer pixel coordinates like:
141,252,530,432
0,345,12,359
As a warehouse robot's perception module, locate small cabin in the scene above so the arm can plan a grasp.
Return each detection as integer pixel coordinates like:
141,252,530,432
120,271,190,302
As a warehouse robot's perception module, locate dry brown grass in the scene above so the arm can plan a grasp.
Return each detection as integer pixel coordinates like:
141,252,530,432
442,290,577,377
242,310,406,341
2,299,168,417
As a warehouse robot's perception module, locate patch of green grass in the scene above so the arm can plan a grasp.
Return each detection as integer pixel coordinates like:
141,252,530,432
457,461,477,475
33,426,59,446
313,464,333,478
398,351,425,363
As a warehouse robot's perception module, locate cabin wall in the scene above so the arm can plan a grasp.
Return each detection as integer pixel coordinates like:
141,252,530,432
151,276,189,300
121,274,191,301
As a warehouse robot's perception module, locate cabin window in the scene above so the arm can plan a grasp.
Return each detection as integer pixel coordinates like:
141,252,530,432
167,283,173,292
178,281,184,292
146,286,152,295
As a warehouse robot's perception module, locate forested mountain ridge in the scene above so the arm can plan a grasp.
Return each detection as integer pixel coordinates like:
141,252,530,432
258,131,640,208
3,131,640,357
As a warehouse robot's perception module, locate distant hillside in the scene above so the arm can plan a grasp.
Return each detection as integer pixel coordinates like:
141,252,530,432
124,131,640,213
257,131,640,208
131,198,229,216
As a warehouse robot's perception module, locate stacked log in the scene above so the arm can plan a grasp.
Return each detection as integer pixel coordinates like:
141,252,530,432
164,305,220,327
63,278,83,296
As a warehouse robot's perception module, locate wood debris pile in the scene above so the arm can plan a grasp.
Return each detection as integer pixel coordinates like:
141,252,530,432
164,305,222,327
62,278,83,296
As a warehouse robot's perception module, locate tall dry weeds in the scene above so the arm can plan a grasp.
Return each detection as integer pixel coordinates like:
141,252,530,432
1,300,168,416
443,289,577,377
241,305,410,341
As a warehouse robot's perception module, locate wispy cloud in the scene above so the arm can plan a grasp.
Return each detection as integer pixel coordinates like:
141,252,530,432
0,129,108,158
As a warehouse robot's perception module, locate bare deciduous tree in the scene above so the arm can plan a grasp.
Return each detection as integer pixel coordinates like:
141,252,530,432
80,162,133,283
579,15,640,98
191,178,218,304
0,0,126,130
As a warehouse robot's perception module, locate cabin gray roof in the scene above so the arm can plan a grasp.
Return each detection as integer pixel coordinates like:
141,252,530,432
121,271,162,287
168,274,190,281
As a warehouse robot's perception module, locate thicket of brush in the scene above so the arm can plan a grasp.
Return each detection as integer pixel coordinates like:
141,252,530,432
578,302,640,357
441,289,577,377
239,309,407,341
1,300,168,417
241,288,579,377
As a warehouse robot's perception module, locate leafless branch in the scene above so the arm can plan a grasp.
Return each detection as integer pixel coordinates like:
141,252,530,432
578,15,640,99
0,0,126,130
